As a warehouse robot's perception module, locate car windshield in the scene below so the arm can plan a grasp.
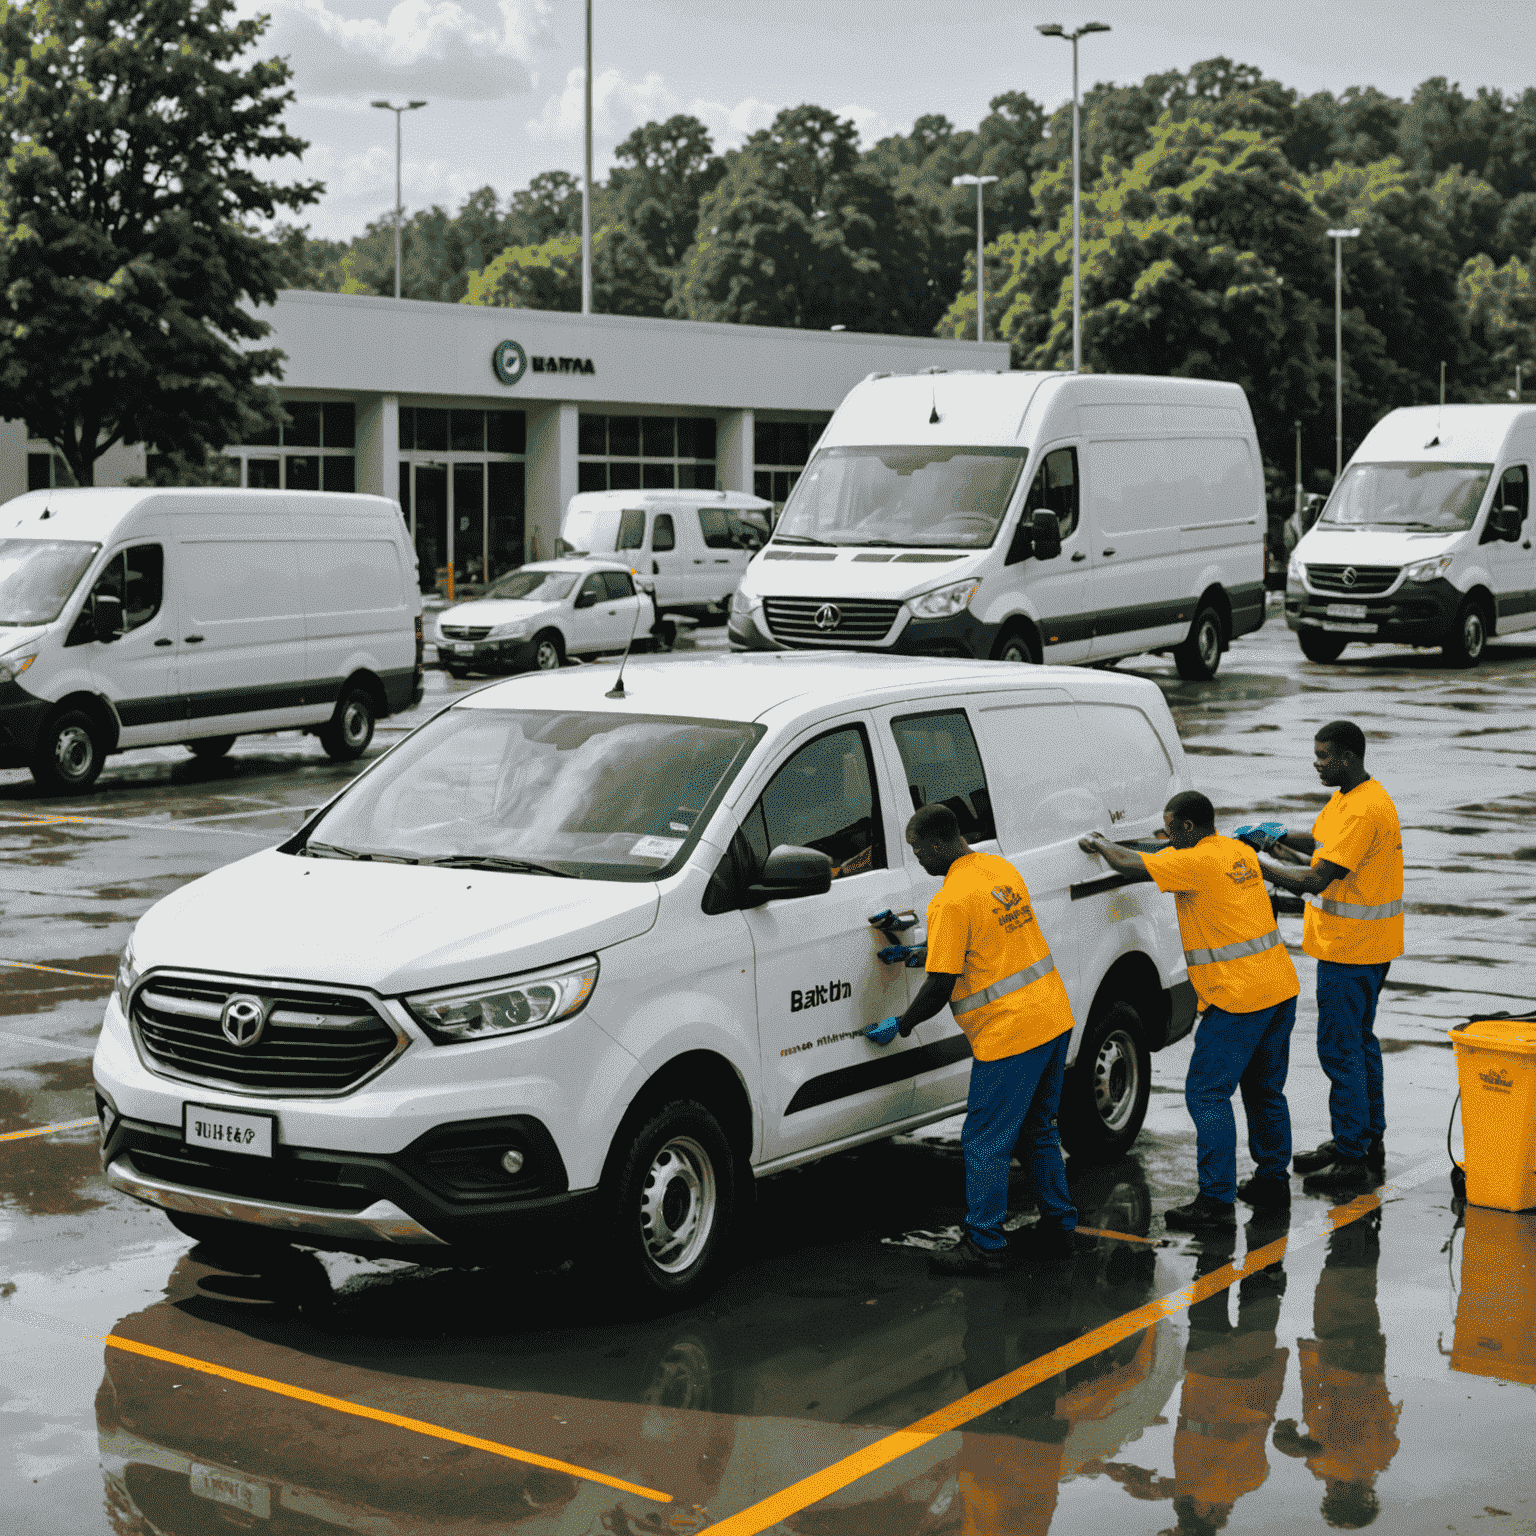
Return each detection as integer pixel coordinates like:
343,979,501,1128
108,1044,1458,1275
1320,462,1493,531
0,539,101,626
485,570,576,601
303,708,763,880
772,446,1029,548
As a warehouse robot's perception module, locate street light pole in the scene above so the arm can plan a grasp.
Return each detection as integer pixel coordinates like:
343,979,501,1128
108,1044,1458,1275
1037,21,1110,372
582,0,593,315
1325,227,1361,479
371,99,428,300
952,174,999,342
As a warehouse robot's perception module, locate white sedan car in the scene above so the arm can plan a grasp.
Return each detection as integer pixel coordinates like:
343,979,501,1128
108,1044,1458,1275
436,559,657,677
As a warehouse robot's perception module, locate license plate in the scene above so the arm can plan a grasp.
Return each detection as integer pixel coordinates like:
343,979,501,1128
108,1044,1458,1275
1322,620,1377,634
183,1104,274,1158
1326,602,1367,619
189,1465,272,1519
452,642,474,655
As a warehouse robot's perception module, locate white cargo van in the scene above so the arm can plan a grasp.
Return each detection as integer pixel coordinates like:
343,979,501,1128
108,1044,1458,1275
562,489,773,626
0,488,422,792
1286,404,1536,667
729,371,1266,679
94,653,1196,1305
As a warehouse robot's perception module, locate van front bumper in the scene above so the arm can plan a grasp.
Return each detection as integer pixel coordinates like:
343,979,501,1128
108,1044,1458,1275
0,680,52,767
1284,578,1460,645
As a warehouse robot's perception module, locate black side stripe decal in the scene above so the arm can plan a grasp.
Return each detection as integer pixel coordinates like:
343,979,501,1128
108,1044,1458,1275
785,1034,972,1114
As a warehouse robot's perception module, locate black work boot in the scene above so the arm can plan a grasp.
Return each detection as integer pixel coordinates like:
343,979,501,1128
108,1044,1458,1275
1163,1194,1237,1232
1301,1157,1375,1198
1294,1138,1385,1174
1236,1174,1291,1211
928,1233,1006,1276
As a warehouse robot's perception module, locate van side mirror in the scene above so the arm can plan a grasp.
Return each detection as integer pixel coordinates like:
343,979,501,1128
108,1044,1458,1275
93,594,123,643
1030,510,1063,561
745,844,833,906
1490,506,1524,542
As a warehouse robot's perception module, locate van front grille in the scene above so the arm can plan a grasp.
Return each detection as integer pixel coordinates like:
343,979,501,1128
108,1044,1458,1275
132,974,403,1096
1304,564,1400,596
763,596,902,645
439,625,492,641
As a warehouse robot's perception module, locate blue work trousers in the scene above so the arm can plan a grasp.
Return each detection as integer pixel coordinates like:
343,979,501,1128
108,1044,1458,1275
1315,960,1390,1160
961,1032,1077,1251
1185,997,1297,1204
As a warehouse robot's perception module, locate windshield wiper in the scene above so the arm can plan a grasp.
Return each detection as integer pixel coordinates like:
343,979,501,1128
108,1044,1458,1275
300,842,418,863
424,854,575,878
769,533,833,547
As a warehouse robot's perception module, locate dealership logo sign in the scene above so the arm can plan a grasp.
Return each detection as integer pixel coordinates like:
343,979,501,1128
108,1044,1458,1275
493,339,596,386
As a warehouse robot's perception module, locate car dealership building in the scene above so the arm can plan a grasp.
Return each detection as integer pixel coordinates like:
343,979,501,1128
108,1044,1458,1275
0,291,1007,589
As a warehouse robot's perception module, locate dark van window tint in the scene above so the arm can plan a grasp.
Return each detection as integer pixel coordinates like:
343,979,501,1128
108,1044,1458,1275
1023,447,1079,538
617,508,646,550
889,710,995,843
68,544,163,644
652,513,676,551
698,507,734,549
741,725,885,881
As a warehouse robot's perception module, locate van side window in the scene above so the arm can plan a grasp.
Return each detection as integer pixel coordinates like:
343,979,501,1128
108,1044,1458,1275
652,513,676,552
1022,447,1079,538
601,569,635,600
889,710,996,843
66,544,163,646
616,509,646,550
1485,466,1529,544
698,507,735,549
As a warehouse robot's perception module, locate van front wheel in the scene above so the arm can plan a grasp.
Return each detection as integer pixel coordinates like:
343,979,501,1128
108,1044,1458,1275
1441,598,1488,668
992,626,1040,665
1059,1002,1151,1162
1173,605,1224,680
30,708,106,794
319,688,375,761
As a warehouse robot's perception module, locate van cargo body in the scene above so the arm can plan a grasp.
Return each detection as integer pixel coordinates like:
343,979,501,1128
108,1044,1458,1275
729,372,1267,680
0,488,423,790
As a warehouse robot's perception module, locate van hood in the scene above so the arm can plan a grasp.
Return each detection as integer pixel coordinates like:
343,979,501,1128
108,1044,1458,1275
440,597,560,625
131,850,659,995
0,625,49,656
742,548,985,600
1294,525,1465,567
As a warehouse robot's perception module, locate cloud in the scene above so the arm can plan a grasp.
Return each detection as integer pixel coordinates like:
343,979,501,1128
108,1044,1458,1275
248,0,551,101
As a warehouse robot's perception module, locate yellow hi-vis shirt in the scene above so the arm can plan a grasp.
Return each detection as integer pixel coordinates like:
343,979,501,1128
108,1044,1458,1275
1145,835,1300,1016
1303,779,1404,965
925,851,1074,1062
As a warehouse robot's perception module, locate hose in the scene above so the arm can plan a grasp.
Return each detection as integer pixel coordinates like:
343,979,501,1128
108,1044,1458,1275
1447,1090,1463,1174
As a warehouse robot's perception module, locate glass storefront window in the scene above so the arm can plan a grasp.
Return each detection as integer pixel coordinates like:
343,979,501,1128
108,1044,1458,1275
577,413,717,494
225,402,356,491
754,417,824,520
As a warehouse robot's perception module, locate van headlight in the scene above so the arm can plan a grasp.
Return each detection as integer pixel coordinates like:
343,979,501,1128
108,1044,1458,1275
488,619,531,640
1405,554,1454,583
1287,554,1302,587
405,958,599,1043
730,587,756,616
112,938,141,1015
908,579,981,620
0,652,35,684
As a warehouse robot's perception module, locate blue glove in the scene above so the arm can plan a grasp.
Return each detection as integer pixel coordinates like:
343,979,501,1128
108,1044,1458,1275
878,944,926,968
868,908,919,933
1233,821,1288,852
866,1016,901,1046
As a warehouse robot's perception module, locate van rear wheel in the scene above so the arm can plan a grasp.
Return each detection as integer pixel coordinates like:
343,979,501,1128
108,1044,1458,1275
1173,605,1224,680
30,708,105,794
319,688,375,761
1059,1002,1151,1162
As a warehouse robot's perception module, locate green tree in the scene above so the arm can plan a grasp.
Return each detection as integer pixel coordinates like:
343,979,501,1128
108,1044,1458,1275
462,225,671,317
0,0,317,485
608,115,725,271
1459,253,1536,399
507,170,585,246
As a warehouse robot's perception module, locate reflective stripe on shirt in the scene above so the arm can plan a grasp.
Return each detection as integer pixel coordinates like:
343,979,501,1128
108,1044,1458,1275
1183,928,1284,968
951,954,1057,1016
1314,895,1405,921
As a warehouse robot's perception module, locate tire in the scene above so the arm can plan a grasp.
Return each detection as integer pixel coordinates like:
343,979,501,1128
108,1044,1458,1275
1441,597,1488,668
187,735,236,761
1059,1001,1152,1162
600,1098,737,1310
318,686,375,762
992,626,1040,665
1173,604,1224,681
1299,630,1348,664
532,631,564,672
29,707,106,794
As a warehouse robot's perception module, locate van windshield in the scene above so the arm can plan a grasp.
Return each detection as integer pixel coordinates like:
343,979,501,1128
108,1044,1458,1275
301,708,763,881
0,539,101,625
773,446,1029,548
1320,462,1493,531
486,569,577,601
563,508,621,553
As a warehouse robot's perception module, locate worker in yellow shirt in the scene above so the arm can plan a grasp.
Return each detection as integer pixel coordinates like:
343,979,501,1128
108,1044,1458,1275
1252,720,1404,1198
1082,791,1300,1231
867,802,1077,1275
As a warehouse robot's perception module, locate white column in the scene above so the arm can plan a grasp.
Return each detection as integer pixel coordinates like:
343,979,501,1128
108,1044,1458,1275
526,401,578,561
716,409,754,495
354,393,397,499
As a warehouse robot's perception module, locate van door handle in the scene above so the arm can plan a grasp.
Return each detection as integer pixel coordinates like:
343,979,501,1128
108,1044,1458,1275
1071,551,1087,562
184,634,204,643
1101,548,1116,557
714,557,730,563
693,558,705,564
154,637,173,647
652,560,660,574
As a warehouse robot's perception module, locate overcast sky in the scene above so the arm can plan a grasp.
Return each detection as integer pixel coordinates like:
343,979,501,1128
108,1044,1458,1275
239,0,1536,241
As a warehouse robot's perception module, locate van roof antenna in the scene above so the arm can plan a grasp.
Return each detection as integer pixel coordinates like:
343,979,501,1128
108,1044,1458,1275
605,584,647,699
928,378,941,425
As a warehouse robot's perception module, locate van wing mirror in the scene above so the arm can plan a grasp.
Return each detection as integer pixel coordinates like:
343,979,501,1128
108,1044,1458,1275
1490,506,1525,541
1030,510,1063,561
745,844,833,906
92,594,123,643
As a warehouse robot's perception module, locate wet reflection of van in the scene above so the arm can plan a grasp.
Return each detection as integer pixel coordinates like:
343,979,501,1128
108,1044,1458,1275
1286,404,1536,667
729,372,1267,680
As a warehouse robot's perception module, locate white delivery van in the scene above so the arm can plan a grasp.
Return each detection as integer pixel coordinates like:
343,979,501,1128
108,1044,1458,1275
94,652,1197,1306
562,489,773,626
729,371,1266,679
1286,404,1536,667
0,488,423,792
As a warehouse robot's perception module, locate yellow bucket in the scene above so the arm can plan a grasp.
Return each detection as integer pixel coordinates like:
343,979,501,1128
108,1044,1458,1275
1450,1205,1536,1385
1450,1016,1536,1213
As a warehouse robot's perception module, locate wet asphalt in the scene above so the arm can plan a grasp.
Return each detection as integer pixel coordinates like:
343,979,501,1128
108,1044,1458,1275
3,606,1535,1536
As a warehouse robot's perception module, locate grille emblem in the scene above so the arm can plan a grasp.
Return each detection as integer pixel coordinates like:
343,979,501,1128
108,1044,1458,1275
1341,566,1358,587
220,994,268,1049
814,603,842,631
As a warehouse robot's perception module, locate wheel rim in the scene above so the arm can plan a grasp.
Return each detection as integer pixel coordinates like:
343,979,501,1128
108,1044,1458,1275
1463,609,1485,657
54,724,94,781
536,640,560,670
639,1135,716,1274
1197,616,1220,669
1093,1028,1140,1134
341,699,370,747
1000,637,1034,664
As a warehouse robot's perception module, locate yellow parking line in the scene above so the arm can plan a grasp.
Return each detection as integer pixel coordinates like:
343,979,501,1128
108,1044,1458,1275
0,960,115,980
102,1335,673,1504
0,813,110,826
1074,1225,1160,1245
0,1116,98,1144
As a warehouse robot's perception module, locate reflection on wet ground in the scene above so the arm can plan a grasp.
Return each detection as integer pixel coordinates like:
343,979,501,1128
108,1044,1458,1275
4,627,1536,1535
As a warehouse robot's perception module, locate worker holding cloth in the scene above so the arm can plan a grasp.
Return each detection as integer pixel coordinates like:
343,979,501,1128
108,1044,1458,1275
867,802,1077,1276
1081,791,1300,1231
1250,720,1403,1198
